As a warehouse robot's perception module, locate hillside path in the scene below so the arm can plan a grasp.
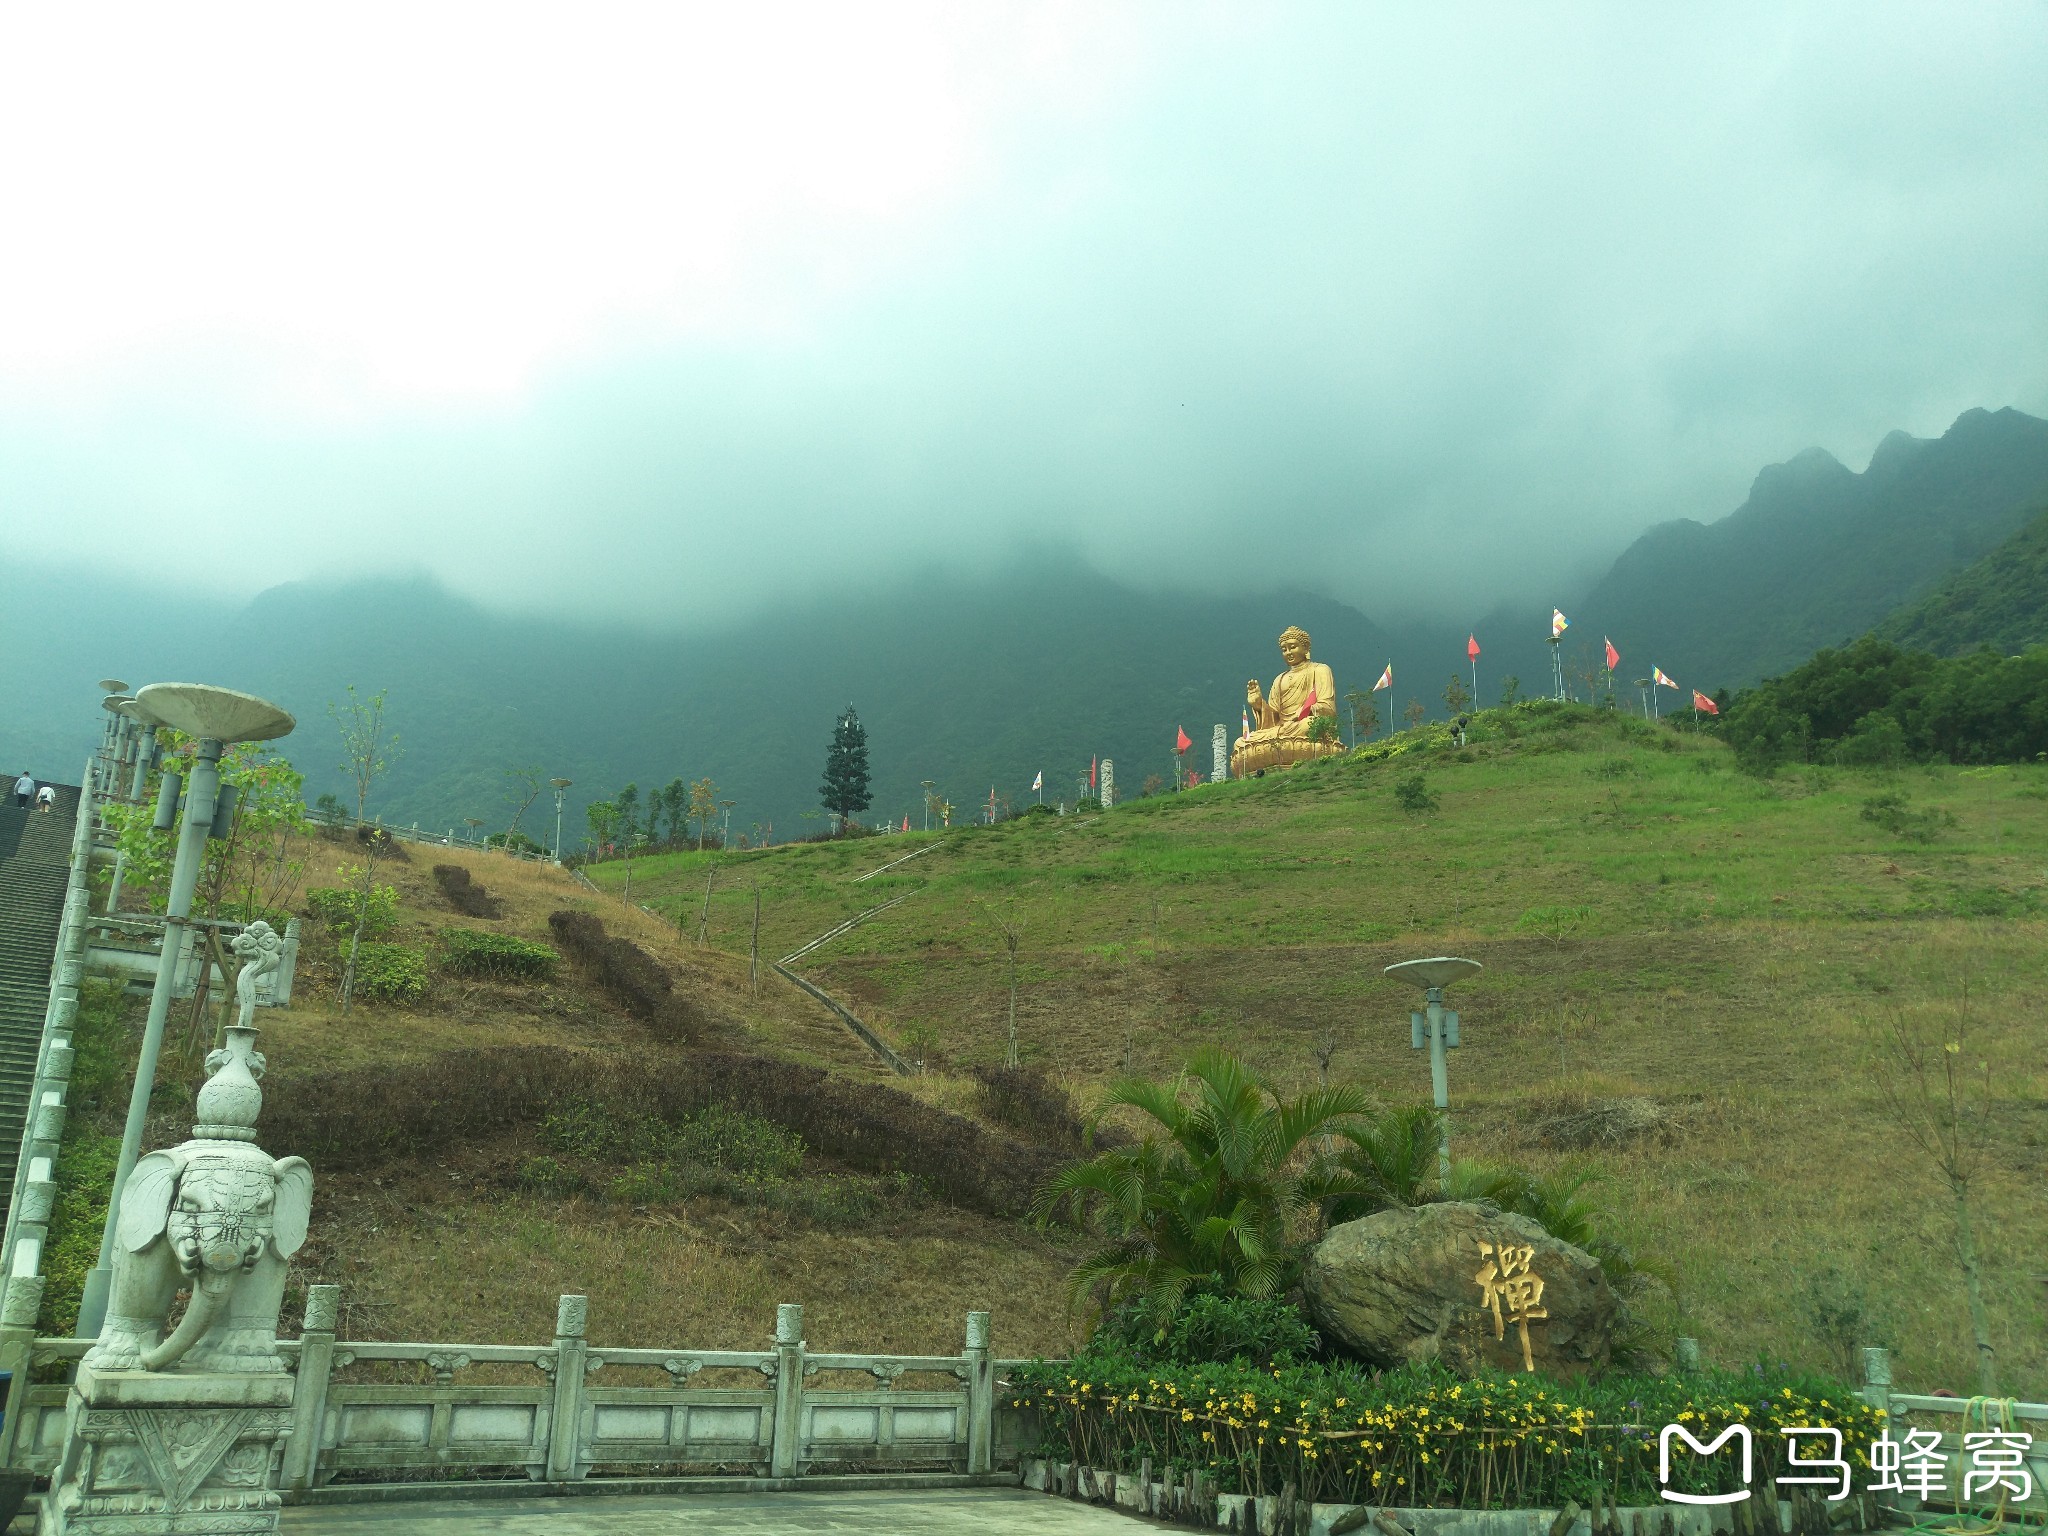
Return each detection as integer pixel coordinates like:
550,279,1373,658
0,782,75,1232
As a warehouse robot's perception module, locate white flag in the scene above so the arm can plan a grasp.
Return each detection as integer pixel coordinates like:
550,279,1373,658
1031,771,1042,791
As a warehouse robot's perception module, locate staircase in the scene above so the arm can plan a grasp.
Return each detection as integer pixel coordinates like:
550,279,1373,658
0,784,77,1231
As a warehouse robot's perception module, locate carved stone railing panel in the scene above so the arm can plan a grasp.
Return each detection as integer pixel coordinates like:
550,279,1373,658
11,1297,1009,1491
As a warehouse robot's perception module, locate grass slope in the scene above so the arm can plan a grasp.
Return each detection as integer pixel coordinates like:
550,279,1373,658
594,702,2048,1394
61,834,1086,1358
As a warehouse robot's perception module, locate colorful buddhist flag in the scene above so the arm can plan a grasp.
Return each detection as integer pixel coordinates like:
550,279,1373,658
1242,708,1252,738
1551,609,1569,638
1692,690,1720,716
1175,726,1192,754
1373,663,1393,691
1653,667,1677,689
1604,637,1620,671
1031,771,1042,791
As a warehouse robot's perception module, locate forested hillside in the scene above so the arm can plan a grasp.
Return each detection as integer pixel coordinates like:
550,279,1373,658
1874,504,2048,657
1569,407,2048,689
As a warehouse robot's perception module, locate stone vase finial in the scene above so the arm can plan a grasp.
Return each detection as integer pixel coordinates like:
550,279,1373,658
194,1025,265,1142
232,919,284,1028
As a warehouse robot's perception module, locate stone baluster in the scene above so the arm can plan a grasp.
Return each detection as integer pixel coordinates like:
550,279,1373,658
1099,760,1115,808
545,1294,589,1483
770,1303,806,1480
0,1273,45,1467
963,1310,993,1476
284,1284,341,1492
1212,725,1228,783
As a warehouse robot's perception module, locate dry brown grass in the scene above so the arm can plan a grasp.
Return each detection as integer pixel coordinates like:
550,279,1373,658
248,834,1077,1357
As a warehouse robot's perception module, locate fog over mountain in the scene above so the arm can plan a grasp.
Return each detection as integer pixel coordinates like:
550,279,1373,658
2,5,2045,631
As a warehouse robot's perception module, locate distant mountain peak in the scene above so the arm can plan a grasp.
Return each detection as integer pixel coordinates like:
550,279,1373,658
1865,429,1930,478
1748,444,1851,502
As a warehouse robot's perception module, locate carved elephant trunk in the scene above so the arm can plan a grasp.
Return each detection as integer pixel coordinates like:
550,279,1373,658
139,1263,238,1371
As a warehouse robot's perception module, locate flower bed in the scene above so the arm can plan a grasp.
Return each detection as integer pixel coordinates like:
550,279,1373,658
1009,1353,1882,1509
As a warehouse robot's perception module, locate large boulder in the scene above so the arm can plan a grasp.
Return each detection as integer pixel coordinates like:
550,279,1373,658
1302,1201,1617,1377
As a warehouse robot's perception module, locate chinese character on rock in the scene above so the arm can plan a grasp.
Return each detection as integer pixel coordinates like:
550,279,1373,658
1475,1239,1548,1371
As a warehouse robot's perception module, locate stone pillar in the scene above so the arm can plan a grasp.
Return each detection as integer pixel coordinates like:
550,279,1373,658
0,1273,45,1468
544,1294,589,1483
282,1284,340,1493
770,1303,805,1479
963,1311,993,1476
1212,725,1228,783
272,919,301,1007
1099,760,1115,809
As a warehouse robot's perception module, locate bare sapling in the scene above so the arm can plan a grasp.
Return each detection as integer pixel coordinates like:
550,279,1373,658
1874,976,2001,1395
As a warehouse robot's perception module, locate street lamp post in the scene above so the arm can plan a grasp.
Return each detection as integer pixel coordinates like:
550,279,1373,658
74,683,295,1340
551,778,573,863
1385,956,1483,1188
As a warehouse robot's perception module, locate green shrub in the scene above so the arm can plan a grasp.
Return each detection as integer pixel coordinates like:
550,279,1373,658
443,928,558,981
306,878,398,938
350,943,427,1002
1859,792,1955,842
667,1103,805,1179
1099,1292,1317,1369
1514,903,1595,940
1392,772,1438,813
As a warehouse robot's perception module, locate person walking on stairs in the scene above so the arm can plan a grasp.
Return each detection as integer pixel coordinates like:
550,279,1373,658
13,771,32,808
36,784,57,814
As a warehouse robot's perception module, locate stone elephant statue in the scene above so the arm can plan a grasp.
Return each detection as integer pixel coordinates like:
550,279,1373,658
84,1140,312,1374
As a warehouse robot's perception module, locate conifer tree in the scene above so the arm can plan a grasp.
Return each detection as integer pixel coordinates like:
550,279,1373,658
820,706,873,829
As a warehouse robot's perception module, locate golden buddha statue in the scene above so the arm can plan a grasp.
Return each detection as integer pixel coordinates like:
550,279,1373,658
1232,625,1342,776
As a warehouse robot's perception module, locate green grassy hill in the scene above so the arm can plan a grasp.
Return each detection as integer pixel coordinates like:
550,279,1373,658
594,702,2048,1394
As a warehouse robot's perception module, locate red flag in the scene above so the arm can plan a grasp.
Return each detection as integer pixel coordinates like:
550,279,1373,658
1175,726,1192,753
1089,756,1097,787
901,816,909,832
1467,634,1480,661
1294,689,1318,721
1604,637,1620,671
1692,690,1720,716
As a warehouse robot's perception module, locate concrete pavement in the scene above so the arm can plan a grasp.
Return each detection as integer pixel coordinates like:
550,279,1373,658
282,1486,1153,1533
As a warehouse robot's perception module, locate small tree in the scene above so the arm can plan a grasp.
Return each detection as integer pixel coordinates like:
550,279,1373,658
1874,983,2001,1394
1402,697,1426,731
985,908,1025,1067
1499,675,1523,707
1343,687,1378,744
820,706,872,829
659,778,688,847
502,765,545,846
329,685,397,824
585,799,620,854
1442,674,1471,717
688,777,718,850
615,782,640,845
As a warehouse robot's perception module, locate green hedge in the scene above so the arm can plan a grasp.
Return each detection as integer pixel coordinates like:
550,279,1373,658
1008,1352,1882,1508
350,942,427,1003
442,929,558,981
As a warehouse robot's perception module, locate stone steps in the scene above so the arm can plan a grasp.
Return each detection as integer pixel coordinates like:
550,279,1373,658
0,789,79,1234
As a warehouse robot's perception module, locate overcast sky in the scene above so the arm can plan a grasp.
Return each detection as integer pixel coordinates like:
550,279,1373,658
3,3,2044,627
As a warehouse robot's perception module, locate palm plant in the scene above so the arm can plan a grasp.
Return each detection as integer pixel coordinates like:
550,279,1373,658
1034,1048,1374,1332
1320,1103,1445,1223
